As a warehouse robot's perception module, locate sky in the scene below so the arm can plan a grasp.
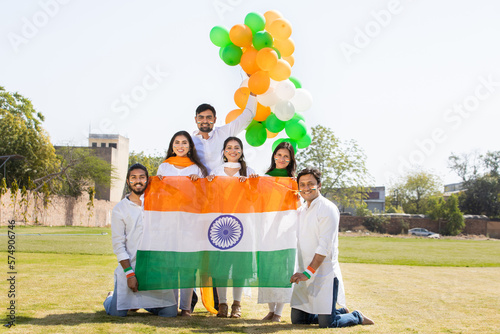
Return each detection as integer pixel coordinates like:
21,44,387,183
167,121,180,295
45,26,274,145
2,0,499,188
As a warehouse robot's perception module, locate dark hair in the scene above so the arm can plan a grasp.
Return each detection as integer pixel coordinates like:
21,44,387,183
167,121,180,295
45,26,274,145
222,136,248,177
266,142,296,177
165,130,208,177
127,163,149,180
196,103,216,117
297,167,321,184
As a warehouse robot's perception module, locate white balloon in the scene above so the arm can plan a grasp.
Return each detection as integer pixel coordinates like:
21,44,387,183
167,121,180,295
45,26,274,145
269,78,279,88
274,100,295,121
257,87,280,107
275,80,296,101
240,78,249,88
290,88,313,112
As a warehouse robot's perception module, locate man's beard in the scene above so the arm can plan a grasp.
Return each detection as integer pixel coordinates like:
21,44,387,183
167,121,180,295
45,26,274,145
129,182,146,195
199,124,212,132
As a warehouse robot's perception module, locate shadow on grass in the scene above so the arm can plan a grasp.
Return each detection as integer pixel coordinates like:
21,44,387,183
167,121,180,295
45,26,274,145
16,311,302,333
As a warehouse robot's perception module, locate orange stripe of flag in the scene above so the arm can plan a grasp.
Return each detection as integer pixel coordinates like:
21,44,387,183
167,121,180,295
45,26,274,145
144,176,299,214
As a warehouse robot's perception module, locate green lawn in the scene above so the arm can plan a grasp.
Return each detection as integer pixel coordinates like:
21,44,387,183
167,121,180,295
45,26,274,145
0,226,499,333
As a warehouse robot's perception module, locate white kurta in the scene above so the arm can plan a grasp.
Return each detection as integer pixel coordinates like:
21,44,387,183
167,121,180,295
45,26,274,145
290,195,346,315
156,162,204,177
111,196,177,310
210,165,256,177
192,96,257,174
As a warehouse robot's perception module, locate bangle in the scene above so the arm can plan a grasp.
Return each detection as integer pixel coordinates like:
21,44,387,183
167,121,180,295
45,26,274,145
303,266,316,280
124,266,135,279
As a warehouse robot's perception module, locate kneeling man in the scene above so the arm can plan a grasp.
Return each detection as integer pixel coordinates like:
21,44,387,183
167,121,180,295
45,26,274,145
290,167,374,328
104,163,177,317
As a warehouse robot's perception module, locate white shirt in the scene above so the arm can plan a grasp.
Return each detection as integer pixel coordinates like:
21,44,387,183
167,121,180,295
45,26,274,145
192,96,257,173
290,194,346,314
211,164,256,177
111,196,177,310
156,162,204,177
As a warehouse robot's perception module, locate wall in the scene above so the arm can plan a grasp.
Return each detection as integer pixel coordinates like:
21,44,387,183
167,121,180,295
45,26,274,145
0,189,116,227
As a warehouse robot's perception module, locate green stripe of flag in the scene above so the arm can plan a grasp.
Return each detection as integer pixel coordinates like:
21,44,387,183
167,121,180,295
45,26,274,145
135,249,295,290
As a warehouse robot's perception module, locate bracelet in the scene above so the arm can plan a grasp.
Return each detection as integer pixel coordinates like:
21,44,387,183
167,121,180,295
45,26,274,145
303,266,316,280
124,266,135,279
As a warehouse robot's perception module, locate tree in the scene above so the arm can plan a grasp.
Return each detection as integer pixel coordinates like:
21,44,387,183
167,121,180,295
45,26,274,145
128,151,166,175
0,86,58,187
449,151,500,217
296,125,372,209
390,170,442,214
427,194,465,235
36,147,115,198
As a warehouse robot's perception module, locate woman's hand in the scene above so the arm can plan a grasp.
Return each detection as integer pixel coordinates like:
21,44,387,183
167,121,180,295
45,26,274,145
189,174,199,181
157,175,163,181
207,175,215,182
239,176,247,182
249,173,259,178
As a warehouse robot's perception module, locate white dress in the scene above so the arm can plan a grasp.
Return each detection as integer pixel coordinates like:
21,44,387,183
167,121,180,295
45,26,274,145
157,162,204,177
112,197,177,310
290,194,346,314
210,164,256,177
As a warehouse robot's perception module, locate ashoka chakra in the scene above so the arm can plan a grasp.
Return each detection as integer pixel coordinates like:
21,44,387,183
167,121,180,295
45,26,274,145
208,215,243,250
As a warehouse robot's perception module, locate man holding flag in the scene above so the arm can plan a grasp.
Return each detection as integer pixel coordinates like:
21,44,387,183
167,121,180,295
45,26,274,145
290,167,374,328
103,164,177,317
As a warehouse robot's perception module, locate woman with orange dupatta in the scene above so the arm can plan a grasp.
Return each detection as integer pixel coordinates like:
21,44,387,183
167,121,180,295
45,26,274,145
156,130,208,316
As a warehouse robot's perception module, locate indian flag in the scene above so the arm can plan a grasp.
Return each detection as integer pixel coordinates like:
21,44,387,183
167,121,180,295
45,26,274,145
135,176,299,291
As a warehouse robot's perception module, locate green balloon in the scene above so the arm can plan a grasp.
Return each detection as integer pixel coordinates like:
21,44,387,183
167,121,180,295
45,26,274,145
245,12,266,33
290,112,305,123
265,113,286,133
272,138,286,152
221,44,243,66
219,47,224,60
253,31,273,50
285,119,307,141
210,26,230,47
289,76,302,89
297,132,312,149
246,122,267,147
246,119,258,130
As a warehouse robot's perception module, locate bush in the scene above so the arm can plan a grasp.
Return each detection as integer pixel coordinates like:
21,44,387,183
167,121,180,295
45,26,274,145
398,219,409,234
363,215,389,233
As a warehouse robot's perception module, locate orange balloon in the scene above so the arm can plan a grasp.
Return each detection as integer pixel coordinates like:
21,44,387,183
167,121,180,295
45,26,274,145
268,18,292,40
273,38,295,57
240,47,260,75
229,24,253,47
234,87,250,109
283,55,294,67
267,129,279,138
269,59,292,81
256,47,278,71
264,10,283,31
248,71,271,95
254,103,271,121
225,108,244,124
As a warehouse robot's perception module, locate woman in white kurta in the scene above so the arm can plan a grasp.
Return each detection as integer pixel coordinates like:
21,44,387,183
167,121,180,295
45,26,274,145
258,141,297,323
157,130,208,317
207,136,258,318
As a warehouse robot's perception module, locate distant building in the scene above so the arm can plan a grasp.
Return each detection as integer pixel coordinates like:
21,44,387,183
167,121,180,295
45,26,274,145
443,182,466,198
88,134,129,202
338,186,386,215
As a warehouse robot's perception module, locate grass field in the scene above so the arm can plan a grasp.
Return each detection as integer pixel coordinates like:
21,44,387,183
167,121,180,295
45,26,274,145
1,226,499,333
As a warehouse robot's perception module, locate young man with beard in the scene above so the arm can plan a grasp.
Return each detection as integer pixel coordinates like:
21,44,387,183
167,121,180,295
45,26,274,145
289,167,374,328
103,164,177,317
192,93,257,174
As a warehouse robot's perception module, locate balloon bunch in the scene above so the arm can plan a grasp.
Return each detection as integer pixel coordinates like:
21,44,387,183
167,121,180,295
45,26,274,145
209,10,313,151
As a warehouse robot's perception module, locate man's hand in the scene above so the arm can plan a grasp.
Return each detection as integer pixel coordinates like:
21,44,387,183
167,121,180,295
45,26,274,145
290,272,308,284
127,276,138,292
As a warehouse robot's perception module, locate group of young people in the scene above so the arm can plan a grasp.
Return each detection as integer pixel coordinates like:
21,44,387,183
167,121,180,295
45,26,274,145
103,93,374,328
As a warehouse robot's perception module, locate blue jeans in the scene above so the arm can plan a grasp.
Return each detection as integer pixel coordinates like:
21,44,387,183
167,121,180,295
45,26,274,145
103,281,177,317
291,277,363,328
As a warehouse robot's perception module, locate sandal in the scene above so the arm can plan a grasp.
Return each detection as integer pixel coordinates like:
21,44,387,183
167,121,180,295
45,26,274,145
217,303,228,318
230,303,241,318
